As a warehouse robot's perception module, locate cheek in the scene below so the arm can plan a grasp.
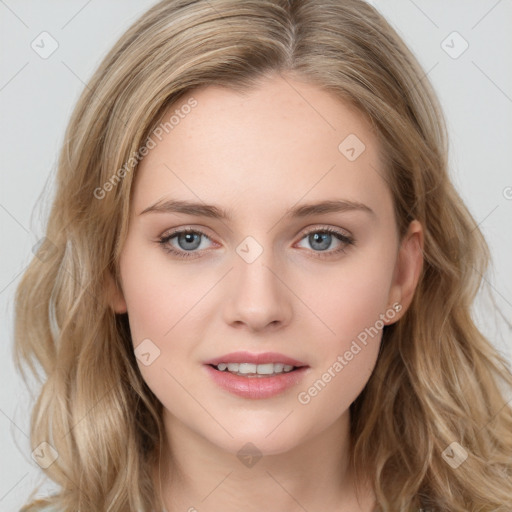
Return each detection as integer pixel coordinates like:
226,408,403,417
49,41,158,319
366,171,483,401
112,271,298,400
118,243,213,394
292,250,395,410
119,243,206,342
295,253,395,349
294,272,388,420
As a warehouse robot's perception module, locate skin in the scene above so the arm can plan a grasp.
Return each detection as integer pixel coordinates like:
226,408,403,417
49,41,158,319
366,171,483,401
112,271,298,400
109,73,424,512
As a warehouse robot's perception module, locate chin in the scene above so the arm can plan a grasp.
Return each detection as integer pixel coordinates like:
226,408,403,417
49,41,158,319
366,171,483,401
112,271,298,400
204,422,307,458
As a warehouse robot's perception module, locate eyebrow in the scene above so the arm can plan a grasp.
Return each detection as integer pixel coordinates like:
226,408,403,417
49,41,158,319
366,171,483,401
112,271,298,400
139,198,375,219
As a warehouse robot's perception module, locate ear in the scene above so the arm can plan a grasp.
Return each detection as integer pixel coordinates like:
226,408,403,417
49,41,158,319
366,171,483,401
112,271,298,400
385,219,424,325
106,271,128,314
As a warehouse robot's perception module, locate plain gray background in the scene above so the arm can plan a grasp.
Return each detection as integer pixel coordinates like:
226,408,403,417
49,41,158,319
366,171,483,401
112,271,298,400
1,1,511,510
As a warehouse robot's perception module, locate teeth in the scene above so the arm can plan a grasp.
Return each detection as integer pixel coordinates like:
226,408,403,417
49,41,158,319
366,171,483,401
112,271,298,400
214,362,297,375
257,363,276,374
239,363,257,374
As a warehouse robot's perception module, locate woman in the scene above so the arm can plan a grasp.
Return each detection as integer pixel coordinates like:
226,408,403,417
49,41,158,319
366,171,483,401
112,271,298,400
14,1,512,510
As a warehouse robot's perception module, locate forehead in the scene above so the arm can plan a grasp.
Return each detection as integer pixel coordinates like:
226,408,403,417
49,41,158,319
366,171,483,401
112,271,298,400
132,75,391,222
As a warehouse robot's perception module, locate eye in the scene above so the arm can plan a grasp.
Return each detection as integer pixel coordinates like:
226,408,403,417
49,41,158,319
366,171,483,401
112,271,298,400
295,226,354,258
158,226,355,260
158,228,215,259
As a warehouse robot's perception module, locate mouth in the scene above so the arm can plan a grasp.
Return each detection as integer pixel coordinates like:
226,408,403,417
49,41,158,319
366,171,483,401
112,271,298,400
203,351,310,399
208,362,304,377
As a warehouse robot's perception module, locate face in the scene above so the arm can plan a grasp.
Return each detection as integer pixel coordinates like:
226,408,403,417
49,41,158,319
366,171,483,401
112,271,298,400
112,73,422,457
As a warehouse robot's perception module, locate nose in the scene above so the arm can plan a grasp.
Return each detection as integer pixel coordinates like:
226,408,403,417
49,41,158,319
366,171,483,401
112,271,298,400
222,247,293,332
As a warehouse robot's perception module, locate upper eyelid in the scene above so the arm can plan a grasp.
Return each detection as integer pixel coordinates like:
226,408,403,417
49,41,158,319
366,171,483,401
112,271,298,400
161,224,352,240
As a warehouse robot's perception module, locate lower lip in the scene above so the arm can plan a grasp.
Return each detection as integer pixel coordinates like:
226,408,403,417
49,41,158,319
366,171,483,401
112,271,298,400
204,365,309,399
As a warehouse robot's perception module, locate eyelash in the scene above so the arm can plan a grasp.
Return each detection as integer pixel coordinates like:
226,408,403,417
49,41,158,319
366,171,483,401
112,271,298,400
158,226,355,260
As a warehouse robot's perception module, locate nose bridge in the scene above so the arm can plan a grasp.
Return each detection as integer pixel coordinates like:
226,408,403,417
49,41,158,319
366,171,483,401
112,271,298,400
234,234,283,301
222,234,292,330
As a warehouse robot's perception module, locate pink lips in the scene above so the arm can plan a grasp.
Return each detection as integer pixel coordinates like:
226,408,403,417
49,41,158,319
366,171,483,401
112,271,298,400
203,351,310,399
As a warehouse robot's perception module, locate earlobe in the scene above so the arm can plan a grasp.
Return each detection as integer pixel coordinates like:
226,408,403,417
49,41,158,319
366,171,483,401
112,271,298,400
385,220,424,324
106,272,128,314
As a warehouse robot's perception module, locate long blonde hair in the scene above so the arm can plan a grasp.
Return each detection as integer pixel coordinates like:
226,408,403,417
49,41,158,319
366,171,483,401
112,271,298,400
14,0,512,510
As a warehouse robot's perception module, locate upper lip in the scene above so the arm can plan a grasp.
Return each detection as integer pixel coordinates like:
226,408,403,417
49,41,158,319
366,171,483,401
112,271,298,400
204,351,308,367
